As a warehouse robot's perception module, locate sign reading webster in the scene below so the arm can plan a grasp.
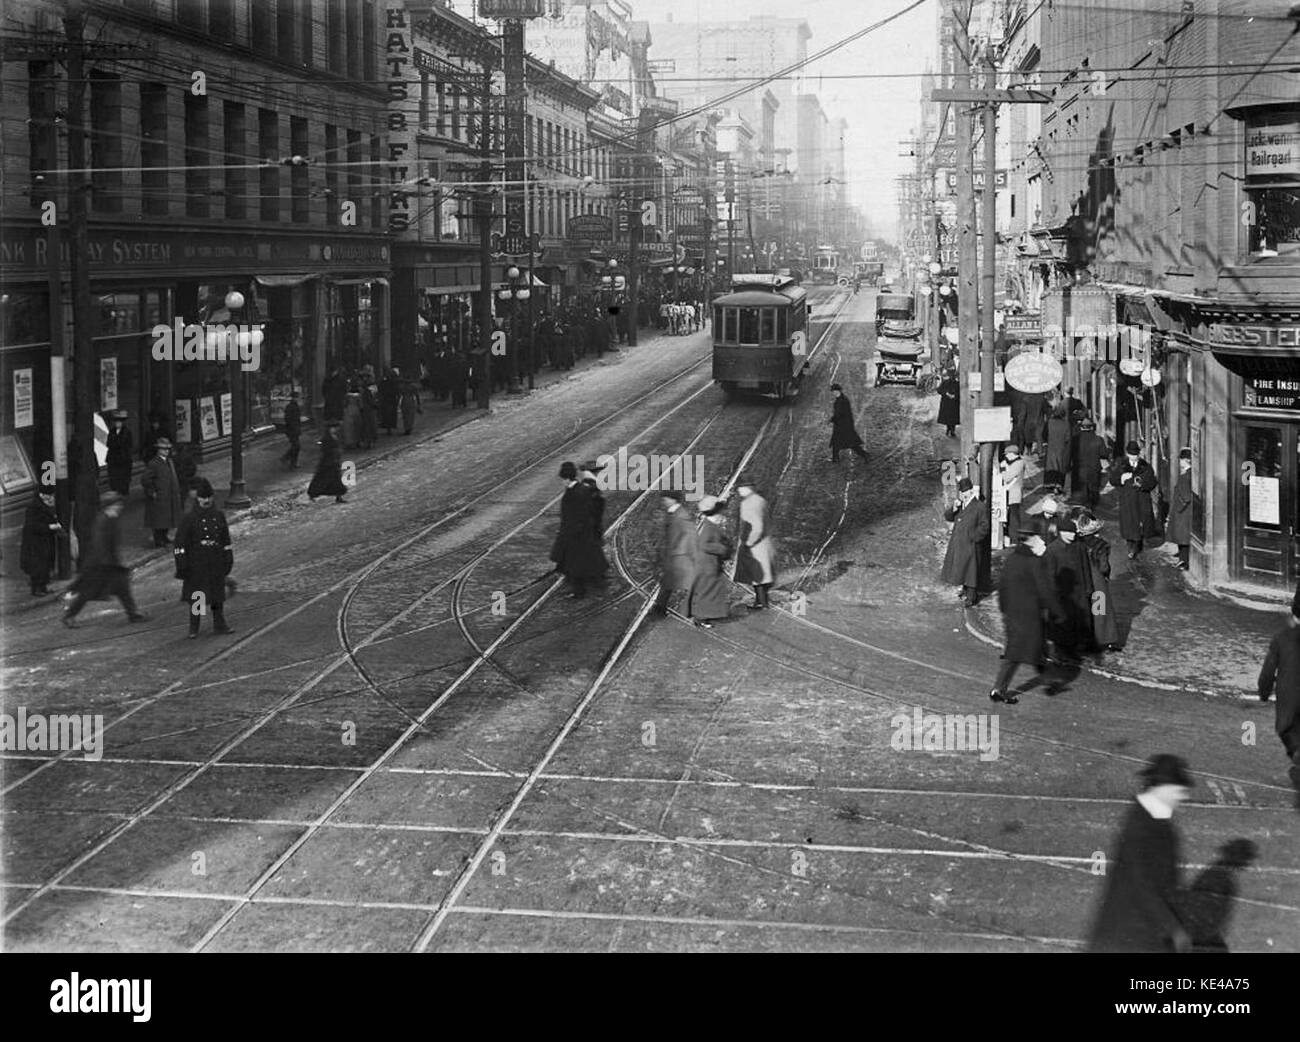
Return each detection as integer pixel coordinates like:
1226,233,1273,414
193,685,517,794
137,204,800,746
1246,121,1300,178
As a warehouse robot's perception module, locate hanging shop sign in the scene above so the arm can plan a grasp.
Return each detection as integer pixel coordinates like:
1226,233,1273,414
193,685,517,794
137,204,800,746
1245,120,1300,178
567,214,614,242
1003,314,1042,341
477,0,545,17
1206,322,1300,350
973,406,1013,444
1119,358,1147,377
385,5,415,233
1140,367,1162,388
1042,286,1117,339
1003,351,1064,394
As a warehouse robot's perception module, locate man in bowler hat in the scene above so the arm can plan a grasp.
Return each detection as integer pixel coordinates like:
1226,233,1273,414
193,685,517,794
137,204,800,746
1109,440,1159,559
990,516,1064,704
1087,754,1194,953
941,477,990,606
1258,599,1300,794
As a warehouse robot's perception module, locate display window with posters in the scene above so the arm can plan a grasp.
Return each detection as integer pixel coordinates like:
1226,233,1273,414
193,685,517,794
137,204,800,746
1243,108,1300,256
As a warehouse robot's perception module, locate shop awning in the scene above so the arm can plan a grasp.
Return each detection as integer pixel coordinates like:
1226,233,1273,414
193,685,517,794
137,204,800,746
255,274,317,287
332,276,389,286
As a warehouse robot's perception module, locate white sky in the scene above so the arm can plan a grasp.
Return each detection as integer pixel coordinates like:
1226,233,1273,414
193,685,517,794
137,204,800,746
625,0,940,239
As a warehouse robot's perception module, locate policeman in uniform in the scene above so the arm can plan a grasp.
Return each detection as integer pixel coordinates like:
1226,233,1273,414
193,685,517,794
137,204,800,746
174,478,234,637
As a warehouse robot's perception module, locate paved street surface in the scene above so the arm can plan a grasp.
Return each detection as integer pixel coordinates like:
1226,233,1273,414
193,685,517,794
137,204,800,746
3,288,1297,952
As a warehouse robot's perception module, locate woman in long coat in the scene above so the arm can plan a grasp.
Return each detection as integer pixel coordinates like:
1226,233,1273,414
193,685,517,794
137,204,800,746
734,478,775,609
550,462,607,597
308,422,348,503
359,372,379,448
688,496,733,627
20,491,61,595
829,384,869,462
1109,441,1159,558
1044,402,1072,490
941,479,990,605
936,371,960,437
399,376,421,435
1078,511,1121,650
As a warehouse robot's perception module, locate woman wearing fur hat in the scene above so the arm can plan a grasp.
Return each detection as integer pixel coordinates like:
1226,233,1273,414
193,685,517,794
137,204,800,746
688,496,733,628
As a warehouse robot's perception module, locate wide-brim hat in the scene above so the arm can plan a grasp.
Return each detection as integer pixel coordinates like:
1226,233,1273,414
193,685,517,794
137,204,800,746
1056,518,1077,534
1004,445,1021,459
1139,753,1194,789
105,409,129,421
1039,496,1060,515
154,437,172,449
558,461,578,480
736,474,756,489
1078,419,1096,431
1076,514,1104,536
697,494,724,515
580,459,606,473
1018,516,1048,538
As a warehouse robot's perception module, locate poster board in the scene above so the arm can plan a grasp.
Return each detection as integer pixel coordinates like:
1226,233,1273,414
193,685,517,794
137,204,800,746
973,406,1013,444
100,357,118,412
989,459,1006,550
1249,475,1281,526
219,393,233,437
13,369,34,429
0,434,37,494
198,396,220,441
174,399,193,443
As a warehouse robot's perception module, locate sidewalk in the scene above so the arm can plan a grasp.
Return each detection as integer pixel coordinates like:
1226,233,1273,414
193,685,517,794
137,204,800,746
962,453,1284,698
0,331,680,616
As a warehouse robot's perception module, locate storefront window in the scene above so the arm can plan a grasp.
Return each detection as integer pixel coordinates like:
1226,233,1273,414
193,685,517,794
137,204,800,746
1248,186,1300,254
1,291,50,347
1244,112,1300,255
1244,425,1283,531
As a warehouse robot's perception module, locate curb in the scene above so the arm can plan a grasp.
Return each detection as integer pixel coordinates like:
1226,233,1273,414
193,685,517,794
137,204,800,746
960,604,1255,702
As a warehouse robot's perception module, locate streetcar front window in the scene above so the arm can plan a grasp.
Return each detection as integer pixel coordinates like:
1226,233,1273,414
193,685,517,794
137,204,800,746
777,309,788,341
723,308,737,343
761,309,776,343
739,309,760,344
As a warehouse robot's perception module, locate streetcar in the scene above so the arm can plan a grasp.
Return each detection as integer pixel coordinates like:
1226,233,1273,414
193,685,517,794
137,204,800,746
808,245,842,285
712,274,810,400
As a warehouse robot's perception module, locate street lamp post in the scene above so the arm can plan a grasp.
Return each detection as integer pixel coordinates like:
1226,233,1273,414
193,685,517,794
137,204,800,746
499,264,531,391
223,289,254,509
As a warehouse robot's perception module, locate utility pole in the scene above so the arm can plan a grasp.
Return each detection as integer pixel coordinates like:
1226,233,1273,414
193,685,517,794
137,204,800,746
979,59,998,501
951,4,978,483
43,125,71,578
476,63,494,410
64,6,98,553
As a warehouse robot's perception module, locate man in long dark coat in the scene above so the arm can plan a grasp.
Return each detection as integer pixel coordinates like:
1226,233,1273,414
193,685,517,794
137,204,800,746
550,461,607,598
1087,754,1194,953
322,368,347,422
941,478,990,606
1168,447,1193,569
141,437,183,546
936,370,960,438
308,421,348,504
654,488,697,614
989,517,1064,704
379,369,400,433
21,490,62,595
1258,608,1300,791
63,492,146,626
1043,517,1094,659
1073,418,1108,509
829,384,869,463
1022,391,1047,454
1078,511,1121,651
174,478,234,637
1109,440,1159,559
105,411,134,495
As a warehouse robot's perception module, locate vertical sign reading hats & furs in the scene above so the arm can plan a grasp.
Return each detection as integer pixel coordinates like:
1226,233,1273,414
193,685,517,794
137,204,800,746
385,6,414,234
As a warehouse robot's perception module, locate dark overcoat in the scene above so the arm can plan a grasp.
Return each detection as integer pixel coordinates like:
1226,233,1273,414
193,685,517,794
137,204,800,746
936,377,960,427
581,478,606,540
141,455,183,529
308,431,347,498
1109,456,1159,540
69,510,129,601
174,505,233,607
1074,432,1108,490
1046,416,1073,475
1087,799,1187,953
1081,533,1121,648
1044,537,1095,650
659,506,698,592
1258,624,1300,759
689,520,733,621
399,381,421,430
379,375,400,430
1021,393,1047,443
550,482,608,581
830,395,864,450
940,497,990,589
283,400,302,440
20,499,60,580
1168,470,1193,545
106,426,133,494
998,544,1063,665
